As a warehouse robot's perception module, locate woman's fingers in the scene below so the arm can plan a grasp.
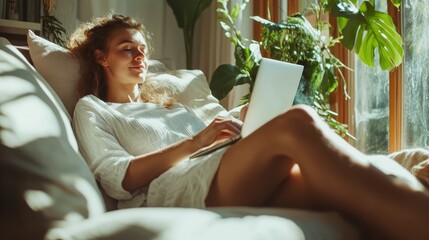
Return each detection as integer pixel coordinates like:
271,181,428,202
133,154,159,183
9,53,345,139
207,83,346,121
212,116,242,135
195,116,242,148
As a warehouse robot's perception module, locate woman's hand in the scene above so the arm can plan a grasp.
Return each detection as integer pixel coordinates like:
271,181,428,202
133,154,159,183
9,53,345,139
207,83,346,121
193,116,242,150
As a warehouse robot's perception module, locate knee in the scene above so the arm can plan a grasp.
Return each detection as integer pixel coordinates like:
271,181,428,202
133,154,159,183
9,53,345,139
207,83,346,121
255,104,323,157
287,104,318,121
275,104,318,128
269,104,323,140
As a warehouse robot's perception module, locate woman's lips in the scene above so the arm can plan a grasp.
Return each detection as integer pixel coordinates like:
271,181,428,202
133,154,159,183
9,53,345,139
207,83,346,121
129,65,145,72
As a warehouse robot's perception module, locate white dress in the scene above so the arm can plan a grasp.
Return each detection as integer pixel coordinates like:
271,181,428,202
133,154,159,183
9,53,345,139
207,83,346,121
73,95,229,209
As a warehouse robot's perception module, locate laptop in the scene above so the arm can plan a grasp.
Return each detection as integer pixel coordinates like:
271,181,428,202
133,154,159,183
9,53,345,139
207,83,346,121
189,58,304,159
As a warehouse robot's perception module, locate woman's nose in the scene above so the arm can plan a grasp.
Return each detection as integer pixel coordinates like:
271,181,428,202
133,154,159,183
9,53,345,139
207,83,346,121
135,48,145,60
135,54,143,61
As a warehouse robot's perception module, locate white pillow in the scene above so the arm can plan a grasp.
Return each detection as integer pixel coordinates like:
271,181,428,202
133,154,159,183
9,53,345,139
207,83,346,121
27,30,80,118
146,70,228,124
389,148,429,187
27,30,226,122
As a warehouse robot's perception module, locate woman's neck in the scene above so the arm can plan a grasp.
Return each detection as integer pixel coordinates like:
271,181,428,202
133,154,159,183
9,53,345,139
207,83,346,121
106,84,141,103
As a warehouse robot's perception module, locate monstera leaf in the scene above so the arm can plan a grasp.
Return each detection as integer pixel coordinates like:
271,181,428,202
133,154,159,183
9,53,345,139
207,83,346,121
331,0,403,70
167,0,214,69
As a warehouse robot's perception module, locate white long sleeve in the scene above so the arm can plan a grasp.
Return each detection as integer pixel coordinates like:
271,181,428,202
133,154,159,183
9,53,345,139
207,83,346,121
72,95,207,204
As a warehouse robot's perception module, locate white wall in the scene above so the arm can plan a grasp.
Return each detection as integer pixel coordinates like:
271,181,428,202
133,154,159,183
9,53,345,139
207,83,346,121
53,0,186,69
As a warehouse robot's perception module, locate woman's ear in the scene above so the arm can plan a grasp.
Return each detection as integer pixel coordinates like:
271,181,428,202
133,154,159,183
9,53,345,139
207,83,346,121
95,49,108,67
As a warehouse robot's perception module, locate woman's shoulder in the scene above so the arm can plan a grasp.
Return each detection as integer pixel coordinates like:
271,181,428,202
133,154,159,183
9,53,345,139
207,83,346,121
76,95,105,108
73,95,113,129
74,95,108,116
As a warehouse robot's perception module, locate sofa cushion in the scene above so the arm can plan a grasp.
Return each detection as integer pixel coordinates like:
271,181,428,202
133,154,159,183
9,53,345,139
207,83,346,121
27,30,80,118
146,70,228,125
45,207,360,240
389,148,429,188
0,37,105,239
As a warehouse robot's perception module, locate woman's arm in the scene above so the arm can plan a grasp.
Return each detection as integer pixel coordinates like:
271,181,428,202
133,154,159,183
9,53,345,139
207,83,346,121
122,116,242,192
122,137,196,192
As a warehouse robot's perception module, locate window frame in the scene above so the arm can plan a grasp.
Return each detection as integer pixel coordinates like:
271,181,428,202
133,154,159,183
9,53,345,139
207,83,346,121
387,2,402,153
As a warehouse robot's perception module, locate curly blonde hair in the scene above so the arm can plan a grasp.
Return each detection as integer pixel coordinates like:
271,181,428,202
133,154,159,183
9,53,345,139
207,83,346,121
68,13,175,107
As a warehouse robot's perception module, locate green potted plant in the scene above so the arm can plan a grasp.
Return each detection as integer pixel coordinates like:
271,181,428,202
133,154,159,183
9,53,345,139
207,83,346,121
210,0,403,138
42,0,67,46
166,0,214,69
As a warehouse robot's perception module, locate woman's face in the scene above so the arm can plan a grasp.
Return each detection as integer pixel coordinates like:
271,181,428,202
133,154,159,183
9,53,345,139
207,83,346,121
98,28,148,86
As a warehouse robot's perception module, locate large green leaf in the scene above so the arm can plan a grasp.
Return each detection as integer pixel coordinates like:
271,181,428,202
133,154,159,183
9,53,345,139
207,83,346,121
332,0,403,70
167,0,214,30
167,0,214,68
210,64,250,99
322,0,358,11
359,2,403,70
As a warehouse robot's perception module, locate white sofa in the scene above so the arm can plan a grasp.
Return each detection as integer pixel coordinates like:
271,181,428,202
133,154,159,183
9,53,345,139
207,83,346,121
0,33,362,239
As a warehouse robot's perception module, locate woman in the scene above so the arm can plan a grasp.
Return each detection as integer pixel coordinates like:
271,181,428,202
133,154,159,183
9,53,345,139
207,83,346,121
70,14,429,239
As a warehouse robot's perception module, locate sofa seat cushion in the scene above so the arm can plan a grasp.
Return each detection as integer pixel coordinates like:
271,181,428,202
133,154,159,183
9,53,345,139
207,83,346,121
0,37,105,239
45,207,360,240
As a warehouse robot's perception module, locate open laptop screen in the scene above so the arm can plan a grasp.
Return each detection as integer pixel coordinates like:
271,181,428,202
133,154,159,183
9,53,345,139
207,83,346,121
190,58,303,158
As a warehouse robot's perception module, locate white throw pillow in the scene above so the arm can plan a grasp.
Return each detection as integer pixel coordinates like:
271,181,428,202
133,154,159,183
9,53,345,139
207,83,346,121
146,70,228,124
389,148,429,188
27,30,80,118
0,37,105,239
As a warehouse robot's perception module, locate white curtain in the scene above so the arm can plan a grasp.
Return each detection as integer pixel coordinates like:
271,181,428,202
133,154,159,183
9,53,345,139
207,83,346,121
53,0,251,109
193,0,233,108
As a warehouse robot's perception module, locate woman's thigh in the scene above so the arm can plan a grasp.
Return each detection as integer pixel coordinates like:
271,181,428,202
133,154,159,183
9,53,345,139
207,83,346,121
205,108,309,207
205,137,293,206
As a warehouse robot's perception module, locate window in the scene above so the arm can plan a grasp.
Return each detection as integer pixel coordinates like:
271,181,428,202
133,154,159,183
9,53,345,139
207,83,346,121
353,0,390,154
279,0,429,153
402,0,429,149
349,0,429,153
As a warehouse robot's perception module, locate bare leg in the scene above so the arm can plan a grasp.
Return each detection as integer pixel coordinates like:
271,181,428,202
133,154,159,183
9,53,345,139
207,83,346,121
267,164,316,209
206,104,429,240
